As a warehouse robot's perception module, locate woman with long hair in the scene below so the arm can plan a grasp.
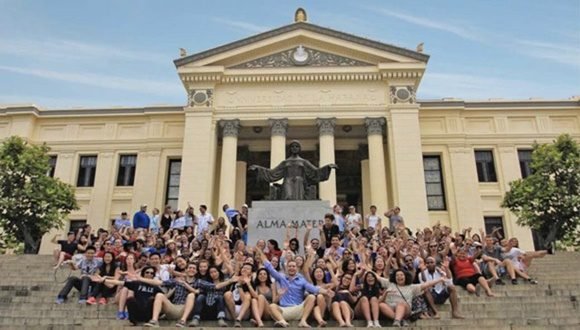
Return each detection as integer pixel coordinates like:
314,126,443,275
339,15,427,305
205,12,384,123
248,268,278,327
87,251,118,305
266,239,282,261
332,274,358,327
378,269,446,327
354,271,382,328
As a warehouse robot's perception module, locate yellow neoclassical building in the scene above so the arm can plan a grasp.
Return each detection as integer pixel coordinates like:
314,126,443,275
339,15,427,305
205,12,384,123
1,9,579,253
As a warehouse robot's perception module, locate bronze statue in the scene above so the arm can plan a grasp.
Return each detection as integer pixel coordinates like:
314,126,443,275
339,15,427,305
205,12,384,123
249,140,338,200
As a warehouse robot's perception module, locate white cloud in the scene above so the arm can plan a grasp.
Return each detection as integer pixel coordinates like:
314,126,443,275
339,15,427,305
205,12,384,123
365,7,483,42
0,38,169,63
0,65,182,96
211,17,270,34
515,40,580,68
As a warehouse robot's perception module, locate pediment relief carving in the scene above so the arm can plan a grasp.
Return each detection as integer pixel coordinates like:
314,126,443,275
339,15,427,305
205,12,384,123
230,46,373,69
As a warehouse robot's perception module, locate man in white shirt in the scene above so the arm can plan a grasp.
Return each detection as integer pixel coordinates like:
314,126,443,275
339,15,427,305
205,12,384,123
196,204,214,237
345,205,362,232
420,257,463,319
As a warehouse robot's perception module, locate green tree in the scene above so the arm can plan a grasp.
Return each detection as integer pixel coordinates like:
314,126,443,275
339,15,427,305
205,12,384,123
0,136,78,254
502,134,580,249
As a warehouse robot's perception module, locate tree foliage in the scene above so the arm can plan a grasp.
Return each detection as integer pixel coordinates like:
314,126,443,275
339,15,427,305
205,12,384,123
502,134,580,248
0,136,78,254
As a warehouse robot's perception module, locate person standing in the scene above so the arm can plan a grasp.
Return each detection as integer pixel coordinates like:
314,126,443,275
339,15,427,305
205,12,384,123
345,205,362,232
114,212,132,231
196,205,214,237
133,204,150,230
149,208,160,234
384,207,405,232
365,205,382,231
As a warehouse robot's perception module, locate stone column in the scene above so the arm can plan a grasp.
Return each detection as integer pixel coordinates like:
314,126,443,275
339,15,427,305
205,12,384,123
179,108,218,211
90,151,116,229
364,118,389,221
497,145,534,250
388,107,430,229
448,146,483,232
235,161,247,208
269,118,288,172
132,150,162,210
358,145,371,220
218,119,240,211
317,118,337,205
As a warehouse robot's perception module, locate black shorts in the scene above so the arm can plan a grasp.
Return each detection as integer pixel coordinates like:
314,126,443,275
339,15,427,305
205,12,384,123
430,289,450,305
454,274,482,288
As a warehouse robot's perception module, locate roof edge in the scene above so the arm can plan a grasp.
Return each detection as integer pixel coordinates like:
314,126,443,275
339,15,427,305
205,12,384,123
174,22,429,67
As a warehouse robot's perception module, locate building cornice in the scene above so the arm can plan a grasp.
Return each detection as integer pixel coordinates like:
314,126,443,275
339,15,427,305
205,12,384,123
174,22,429,67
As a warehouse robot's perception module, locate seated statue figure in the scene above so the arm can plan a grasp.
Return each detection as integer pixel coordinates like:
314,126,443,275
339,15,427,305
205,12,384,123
249,140,338,200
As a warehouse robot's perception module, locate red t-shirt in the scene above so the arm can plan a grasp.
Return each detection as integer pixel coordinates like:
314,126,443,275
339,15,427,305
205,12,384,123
452,256,477,279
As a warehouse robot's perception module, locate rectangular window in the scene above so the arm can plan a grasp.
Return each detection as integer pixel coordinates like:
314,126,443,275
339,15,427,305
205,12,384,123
47,155,57,177
484,216,505,239
423,155,446,210
69,219,87,233
475,150,497,182
117,154,137,186
518,149,533,178
77,155,97,187
165,159,182,210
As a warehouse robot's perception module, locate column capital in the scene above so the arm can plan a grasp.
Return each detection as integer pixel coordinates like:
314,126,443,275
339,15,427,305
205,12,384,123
364,117,386,136
316,118,336,136
220,119,240,137
269,118,288,136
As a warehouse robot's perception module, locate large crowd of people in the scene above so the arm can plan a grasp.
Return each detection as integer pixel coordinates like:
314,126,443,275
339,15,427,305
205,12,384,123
51,203,547,328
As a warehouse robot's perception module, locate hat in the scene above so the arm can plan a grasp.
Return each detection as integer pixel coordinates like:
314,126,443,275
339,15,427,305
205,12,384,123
242,204,249,208
140,204,148,208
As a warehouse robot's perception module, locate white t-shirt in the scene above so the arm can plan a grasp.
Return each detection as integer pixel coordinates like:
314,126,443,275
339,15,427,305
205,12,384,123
346,213,362,230
503,247,526,270
197,212,214,234
379,278,421,306
366,214,381,229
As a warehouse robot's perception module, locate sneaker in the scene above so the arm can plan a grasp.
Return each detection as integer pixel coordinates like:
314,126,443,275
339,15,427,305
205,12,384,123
98,297,107,305
234,320,242,328
528,278,538,284
116,311,127,320
392,320,402,327
511,279,518,285
175,320,186,328
86,297,97,305
373,320,382,328
218,318,228,327
189,318,200,327
144,320,160,327
401,319,410,327
495,279,506,285
78,299,87,305
123,311,129,319
55,297,65,304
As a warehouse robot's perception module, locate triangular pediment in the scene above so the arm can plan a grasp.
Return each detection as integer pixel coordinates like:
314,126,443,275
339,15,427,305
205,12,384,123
174,22,429,69
229,46,373,69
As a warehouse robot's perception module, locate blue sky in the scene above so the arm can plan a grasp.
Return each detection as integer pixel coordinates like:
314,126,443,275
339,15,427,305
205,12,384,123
0,0,578,109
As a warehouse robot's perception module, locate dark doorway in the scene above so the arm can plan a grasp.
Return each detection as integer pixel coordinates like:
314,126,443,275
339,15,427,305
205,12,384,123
335,150,362,211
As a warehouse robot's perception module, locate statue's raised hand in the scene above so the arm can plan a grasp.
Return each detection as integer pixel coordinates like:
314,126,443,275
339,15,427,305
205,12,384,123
329,164,339,170
248,165,259,171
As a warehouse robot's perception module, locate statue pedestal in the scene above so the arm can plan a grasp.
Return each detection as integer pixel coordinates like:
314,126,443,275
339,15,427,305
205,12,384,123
247,200,332,253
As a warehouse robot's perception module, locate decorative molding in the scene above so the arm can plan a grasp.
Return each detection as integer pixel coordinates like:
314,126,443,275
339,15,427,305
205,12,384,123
364,117,386,136
316,118,336,136
231,46,372,69
269,118,289,136
220,119,241,137
390,86,416,104
174,22,429,68
187,89,214,107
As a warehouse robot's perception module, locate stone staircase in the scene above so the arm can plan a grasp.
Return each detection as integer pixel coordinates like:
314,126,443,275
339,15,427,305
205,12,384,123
0,252,579,329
